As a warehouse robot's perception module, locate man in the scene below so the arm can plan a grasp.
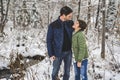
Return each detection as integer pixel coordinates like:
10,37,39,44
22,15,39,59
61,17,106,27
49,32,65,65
46,6,73,80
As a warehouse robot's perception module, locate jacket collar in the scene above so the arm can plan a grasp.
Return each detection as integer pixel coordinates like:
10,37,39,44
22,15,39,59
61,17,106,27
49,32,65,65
58,16,65,23
73,29,81,35
58,16,70,23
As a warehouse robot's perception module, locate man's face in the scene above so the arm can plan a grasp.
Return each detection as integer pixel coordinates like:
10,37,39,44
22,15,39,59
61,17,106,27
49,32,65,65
64,13,73,21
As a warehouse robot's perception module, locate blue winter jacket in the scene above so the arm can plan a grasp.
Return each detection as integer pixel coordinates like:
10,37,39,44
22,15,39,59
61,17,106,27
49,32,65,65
47,18,74,57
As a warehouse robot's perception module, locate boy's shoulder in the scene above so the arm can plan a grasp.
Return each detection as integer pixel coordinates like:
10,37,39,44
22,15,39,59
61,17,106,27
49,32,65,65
77,31,84,36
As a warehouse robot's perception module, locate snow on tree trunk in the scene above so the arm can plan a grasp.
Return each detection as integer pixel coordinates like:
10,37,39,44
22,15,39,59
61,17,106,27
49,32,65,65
85,0,91,34
106,0,117,29
0,0,10,33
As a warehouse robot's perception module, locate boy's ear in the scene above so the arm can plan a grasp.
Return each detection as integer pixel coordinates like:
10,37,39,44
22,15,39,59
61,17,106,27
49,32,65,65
63,14,66,17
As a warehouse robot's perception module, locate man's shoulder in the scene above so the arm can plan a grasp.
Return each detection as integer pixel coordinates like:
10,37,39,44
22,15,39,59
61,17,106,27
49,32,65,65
49,19,59,27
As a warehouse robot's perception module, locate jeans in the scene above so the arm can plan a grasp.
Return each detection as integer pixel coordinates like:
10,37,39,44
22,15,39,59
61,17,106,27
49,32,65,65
74,59,88,80
52,51,72,80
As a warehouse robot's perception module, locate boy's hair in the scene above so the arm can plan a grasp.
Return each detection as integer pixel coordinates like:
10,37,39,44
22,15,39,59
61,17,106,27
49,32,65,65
60,6,73,16
78,20,87,31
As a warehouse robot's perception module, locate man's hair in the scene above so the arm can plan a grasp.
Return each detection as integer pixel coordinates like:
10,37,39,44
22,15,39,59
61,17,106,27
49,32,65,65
60,6,73,16
78,20,87,31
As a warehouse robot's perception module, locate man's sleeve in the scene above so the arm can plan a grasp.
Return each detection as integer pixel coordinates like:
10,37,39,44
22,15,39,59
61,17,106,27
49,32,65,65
46,25,54,57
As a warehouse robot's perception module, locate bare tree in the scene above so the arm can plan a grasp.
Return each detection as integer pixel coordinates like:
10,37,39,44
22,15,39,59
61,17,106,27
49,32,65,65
95,0,102,45
117,3,120,35
101,0,106,59
0,0,10,34
85,0,91,34
13,0,16,28
114,1,120,36
47,0,50,25
77,0,81,20
87,0,91,25
95,0,101,28
106,0,117,29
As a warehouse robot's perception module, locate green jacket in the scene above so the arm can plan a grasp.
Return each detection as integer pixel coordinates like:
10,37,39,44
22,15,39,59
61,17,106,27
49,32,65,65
72,30,88,62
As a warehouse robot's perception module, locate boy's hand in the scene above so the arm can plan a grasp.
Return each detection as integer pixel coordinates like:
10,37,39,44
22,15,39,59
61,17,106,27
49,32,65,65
50,56,56,61
77,62,81,67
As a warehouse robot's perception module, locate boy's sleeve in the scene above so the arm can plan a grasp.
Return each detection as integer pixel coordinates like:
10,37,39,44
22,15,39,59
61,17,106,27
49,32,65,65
77,33,86,62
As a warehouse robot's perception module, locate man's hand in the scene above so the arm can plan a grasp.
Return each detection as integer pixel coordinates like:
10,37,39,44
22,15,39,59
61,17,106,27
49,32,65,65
77,62,81,67
50,56,56,61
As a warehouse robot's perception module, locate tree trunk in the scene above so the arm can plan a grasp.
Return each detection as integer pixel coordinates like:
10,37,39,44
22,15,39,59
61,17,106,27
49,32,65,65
95,0,101,28
101,0,106,59
106,0,117,29
115,1,120,35
77,0,81,20
0,0,4,33
13,0,16,28
0,0,4,21
0,0,10,33
4,0,10,22
85,0,91,34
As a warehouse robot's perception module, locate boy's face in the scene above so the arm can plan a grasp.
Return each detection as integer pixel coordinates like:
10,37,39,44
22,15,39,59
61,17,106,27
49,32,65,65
64,13,73,21
72,21,80,29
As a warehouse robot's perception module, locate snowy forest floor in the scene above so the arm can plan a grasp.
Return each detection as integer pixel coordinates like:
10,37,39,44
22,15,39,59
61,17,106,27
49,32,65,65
0,21,120,80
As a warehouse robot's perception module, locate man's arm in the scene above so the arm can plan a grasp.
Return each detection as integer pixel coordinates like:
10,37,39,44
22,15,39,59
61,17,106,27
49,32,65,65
46,25,54,57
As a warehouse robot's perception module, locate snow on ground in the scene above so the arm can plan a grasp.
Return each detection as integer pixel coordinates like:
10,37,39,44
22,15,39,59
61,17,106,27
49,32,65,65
23,28,120,80
0,22,120,80
23,40,120,80
0,21,47,69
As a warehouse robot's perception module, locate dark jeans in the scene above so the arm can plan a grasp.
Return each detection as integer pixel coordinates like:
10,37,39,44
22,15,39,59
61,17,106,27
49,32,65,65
74,59,88,80
52,51,72,80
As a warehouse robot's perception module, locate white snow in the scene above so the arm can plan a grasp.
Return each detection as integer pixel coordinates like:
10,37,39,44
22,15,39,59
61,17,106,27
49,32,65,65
0,0,120,80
